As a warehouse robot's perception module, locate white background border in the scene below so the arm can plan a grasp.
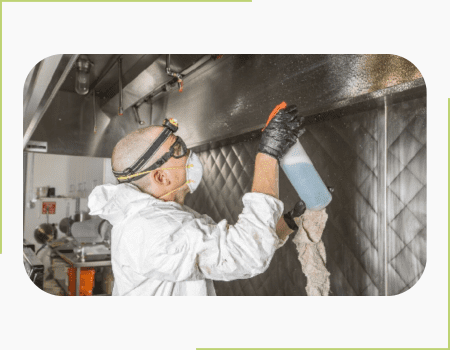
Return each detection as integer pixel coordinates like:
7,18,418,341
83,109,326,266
2,1,448,349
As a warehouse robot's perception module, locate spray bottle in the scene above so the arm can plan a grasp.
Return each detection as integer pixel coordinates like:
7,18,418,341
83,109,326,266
266,102,332,211
280,139,332,211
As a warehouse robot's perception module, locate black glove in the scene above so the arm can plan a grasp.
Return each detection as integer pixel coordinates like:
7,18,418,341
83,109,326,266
283,199,307,231
258,104,305,161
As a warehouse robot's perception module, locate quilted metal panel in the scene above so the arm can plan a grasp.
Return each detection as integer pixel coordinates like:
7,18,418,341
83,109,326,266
303,109,382,296
186,108,382,296
185,97,426,296
386,97,426,295
185,138,308,296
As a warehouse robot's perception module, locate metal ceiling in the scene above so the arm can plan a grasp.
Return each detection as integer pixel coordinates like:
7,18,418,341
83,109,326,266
24,54,424,158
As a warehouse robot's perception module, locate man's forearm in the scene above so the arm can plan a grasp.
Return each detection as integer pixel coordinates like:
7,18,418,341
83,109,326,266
251,153,279,199
252,153,293,241
276,216,294,242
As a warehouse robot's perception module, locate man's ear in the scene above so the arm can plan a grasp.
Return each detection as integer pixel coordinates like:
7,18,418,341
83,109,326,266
153,169,171,186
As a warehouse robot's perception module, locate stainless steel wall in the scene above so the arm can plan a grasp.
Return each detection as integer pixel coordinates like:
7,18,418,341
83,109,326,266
185,138,309,295
386,97,426,295
185,95,426,296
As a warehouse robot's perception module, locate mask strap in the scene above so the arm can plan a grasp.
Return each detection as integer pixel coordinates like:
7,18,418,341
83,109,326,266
159,180,194,199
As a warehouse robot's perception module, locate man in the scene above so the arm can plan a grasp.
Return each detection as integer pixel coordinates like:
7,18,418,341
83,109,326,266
88,104,305,296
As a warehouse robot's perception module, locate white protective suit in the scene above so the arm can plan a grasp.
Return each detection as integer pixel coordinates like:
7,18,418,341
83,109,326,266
88,183,286,296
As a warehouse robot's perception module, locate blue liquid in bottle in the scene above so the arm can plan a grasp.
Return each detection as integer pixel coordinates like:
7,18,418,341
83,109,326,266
280,140,332,211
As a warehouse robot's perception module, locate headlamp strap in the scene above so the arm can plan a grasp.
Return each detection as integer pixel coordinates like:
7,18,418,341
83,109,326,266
113,126,172,178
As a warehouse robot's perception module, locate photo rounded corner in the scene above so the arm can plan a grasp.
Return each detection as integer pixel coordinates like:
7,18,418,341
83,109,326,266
23,53,70,97
22,263,64,297
387,53,426,92
390,257,427,297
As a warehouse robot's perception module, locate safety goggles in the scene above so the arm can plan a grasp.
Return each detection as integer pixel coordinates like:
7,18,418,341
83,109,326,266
113,118,188,183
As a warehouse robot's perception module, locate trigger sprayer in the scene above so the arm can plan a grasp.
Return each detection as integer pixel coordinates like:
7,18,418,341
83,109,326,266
266,102,332,211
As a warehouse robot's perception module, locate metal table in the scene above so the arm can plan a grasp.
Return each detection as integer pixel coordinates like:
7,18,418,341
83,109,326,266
53,248,111,296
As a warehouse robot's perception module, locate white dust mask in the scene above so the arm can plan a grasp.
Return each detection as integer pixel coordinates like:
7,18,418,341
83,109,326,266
185,151,203,193
158,151,203,199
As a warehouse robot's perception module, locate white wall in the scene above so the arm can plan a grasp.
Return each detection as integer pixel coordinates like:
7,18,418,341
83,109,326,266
28,153,71,198
23,153,105,247
66,155,104,197
25,153,104,199
103,158,117,185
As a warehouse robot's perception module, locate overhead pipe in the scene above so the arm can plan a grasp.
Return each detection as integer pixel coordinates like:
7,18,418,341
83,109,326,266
132,105,145,125
93,90,97,133
124,55,219,116
144,54,215,103
118,57,124,115
149,101,153,126
166,54,183,92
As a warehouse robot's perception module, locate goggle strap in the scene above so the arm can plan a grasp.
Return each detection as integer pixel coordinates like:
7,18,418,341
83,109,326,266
117,153,169,183
116,159,193,184
113,127,172,177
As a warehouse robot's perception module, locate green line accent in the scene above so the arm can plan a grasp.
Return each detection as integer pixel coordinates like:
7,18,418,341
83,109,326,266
3,0,251,2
